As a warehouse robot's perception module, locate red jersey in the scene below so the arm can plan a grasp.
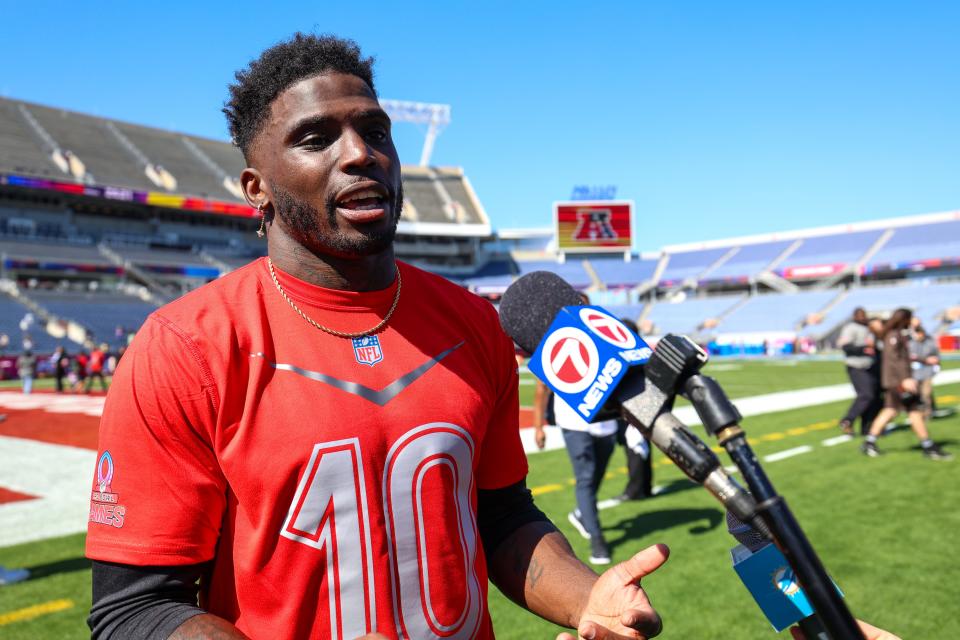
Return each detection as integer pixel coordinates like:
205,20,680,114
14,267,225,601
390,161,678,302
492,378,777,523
86,258,526,640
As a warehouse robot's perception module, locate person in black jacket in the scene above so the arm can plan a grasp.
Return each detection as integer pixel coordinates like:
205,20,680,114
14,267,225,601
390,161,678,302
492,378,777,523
836,308,882,435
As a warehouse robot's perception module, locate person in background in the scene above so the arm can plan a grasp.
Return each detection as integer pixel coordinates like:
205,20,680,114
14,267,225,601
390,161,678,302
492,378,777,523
84,343,109,393
836,308,882,435
51,346,68,393
532,293,618,565
910,326,939,421
73,348,89,393
16,349,37,395
862,308,951,460
534,377,619,565
615,317,654,501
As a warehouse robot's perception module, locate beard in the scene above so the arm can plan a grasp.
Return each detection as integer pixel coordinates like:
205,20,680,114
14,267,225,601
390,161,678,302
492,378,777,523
271,183,403,257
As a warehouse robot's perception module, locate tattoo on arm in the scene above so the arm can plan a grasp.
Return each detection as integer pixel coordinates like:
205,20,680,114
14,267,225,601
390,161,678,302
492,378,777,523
527,557,544,590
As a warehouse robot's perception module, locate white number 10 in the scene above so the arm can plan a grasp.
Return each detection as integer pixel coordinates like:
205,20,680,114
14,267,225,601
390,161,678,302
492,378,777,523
281,423,483,639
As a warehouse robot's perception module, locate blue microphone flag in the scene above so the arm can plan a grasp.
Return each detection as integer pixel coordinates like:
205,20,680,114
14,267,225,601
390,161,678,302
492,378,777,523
731,542,843,632
528,305,651,422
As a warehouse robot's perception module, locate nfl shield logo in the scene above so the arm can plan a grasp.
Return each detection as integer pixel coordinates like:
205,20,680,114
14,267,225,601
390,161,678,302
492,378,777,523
352,335,384,366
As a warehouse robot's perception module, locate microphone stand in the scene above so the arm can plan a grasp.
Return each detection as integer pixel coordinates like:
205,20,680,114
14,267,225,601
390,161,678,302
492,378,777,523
682,372,864,640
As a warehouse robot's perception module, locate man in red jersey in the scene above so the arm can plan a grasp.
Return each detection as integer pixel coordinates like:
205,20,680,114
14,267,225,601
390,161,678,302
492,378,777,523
85,34,669,640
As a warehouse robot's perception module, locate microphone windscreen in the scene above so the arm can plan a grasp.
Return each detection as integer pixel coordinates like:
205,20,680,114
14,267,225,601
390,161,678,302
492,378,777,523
499,271,582,355
726,510,768,552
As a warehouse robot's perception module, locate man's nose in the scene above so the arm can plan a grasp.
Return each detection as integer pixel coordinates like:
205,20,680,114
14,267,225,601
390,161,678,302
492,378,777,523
338,128,377,170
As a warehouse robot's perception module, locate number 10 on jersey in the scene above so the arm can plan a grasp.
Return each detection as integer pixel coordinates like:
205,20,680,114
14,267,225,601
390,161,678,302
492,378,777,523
281,423,484,639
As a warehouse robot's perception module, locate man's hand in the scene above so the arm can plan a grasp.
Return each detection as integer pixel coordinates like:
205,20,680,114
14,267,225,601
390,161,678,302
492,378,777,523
790,619,901,640
901,378,918,394
556,544,669,640
534,425,547,450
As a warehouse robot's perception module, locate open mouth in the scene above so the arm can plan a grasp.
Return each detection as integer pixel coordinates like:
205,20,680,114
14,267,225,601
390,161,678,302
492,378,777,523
336,186,390,223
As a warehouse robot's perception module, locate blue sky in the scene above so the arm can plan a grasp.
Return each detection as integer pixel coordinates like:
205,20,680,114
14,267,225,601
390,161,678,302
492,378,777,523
3,1,958,251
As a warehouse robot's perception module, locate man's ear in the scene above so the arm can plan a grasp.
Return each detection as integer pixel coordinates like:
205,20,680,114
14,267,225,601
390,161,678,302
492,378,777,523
241,167,269,209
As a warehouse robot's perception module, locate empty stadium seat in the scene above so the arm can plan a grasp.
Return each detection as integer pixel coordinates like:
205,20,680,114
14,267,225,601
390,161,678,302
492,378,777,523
646,294,744,334
865,220,960,272
704,240,794,282
659,248,729,285
589,256,657,287
720,290,837,333
777,230,882,275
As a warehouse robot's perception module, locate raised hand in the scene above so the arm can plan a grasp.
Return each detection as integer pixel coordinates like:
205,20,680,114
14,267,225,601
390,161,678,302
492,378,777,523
556,544,669,640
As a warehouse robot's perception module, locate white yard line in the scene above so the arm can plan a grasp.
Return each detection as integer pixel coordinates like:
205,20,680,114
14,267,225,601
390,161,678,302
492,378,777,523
822,434,854,447
763,445,814,462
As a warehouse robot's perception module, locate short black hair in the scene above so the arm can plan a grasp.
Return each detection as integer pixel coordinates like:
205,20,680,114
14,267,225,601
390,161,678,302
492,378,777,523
224,33,375,157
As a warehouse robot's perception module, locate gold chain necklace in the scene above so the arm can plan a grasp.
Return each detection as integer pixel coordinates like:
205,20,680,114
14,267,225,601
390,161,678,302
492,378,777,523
267,258,402,338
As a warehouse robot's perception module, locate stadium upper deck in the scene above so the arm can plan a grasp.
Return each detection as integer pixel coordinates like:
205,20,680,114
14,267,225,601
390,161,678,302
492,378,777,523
0,96,490,233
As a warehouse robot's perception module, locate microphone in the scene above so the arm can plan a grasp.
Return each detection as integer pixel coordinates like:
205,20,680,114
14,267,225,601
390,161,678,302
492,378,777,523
727,512,834,639
499,271,769,537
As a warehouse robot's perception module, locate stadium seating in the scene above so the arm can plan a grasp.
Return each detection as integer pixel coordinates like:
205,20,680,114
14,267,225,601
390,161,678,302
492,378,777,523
589,256,658,288
776,229,882,272
27,290,155,347
460,259,515,290
112,121,236,200
22,101,158,192
187,135,247,179
659,248,729,285
0,293,64,354
0,100,64,179
646,294,744,334
435,170,486,225
802,280,960,337
0,238,112,265
703,239,794,281
720,290,838,333
865,219,960,271
516,260,592,288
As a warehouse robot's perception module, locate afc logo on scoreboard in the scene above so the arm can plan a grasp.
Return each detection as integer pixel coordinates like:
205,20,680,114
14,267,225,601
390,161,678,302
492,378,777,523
554,200,633,253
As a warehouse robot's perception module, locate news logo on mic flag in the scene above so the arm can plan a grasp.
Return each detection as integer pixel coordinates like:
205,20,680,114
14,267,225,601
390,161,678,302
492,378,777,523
731,542,844,632
528,305,651,422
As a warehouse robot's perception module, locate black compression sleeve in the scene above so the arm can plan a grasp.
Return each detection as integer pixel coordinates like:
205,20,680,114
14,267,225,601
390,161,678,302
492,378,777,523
476,479,553,559
842,344,867,357
88,560,207,640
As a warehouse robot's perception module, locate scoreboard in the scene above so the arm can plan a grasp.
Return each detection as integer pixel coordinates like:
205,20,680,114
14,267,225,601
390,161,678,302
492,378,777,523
554,200,633,253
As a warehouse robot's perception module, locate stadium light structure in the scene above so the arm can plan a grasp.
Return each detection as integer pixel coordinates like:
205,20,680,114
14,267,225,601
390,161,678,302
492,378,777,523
380,100,451,167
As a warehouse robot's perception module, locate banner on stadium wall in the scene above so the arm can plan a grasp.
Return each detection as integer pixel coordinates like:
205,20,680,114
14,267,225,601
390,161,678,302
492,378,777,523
779,263,847,279
554,200,633,253
0,173,257,219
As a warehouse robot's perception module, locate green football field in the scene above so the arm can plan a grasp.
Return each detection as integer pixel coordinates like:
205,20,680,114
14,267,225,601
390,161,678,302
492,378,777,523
1,359,958,638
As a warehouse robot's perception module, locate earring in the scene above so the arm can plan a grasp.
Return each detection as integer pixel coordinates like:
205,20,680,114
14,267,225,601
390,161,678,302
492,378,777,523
256,202,267,238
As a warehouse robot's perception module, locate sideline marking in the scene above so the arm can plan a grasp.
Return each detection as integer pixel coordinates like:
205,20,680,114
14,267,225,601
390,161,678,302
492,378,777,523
763,445,813,463
0,599,74,626
822,434,854,447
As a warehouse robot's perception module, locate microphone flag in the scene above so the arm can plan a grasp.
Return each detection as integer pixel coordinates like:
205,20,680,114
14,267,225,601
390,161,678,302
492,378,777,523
731,542,843,632
527,304,651,422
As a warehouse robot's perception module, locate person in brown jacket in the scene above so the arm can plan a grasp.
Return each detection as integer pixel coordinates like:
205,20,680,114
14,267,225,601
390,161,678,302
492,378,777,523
861,308,952,460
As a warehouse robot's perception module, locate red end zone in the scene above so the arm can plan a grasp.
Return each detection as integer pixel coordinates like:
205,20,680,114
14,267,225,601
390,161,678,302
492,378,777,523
0,406,100,450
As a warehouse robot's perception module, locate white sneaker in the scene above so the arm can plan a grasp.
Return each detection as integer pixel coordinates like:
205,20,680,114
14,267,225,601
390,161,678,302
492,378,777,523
567,510,591,540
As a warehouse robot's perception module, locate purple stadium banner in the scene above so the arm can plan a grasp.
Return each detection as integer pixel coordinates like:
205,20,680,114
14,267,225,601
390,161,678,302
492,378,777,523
0,173,256,219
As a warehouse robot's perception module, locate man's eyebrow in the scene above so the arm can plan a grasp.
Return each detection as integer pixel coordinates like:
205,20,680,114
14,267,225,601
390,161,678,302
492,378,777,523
285,114,335,143
354,108,391,122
